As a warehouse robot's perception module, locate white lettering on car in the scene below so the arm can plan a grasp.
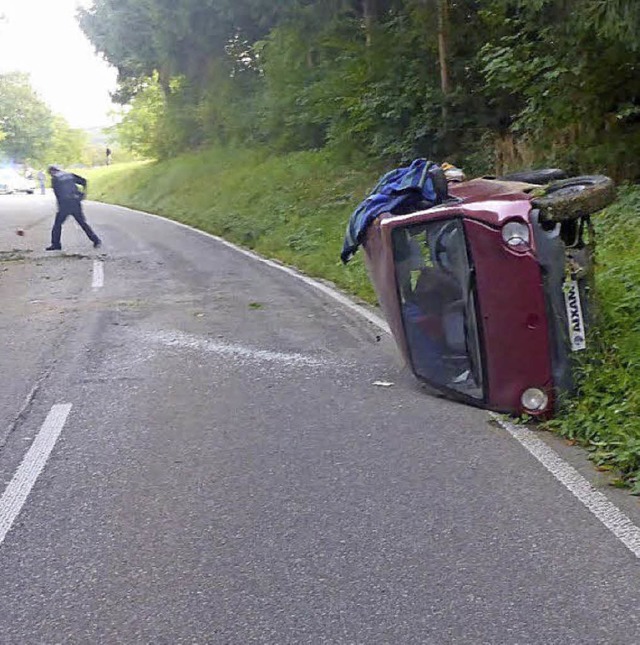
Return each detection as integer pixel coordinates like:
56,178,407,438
563,279,587,351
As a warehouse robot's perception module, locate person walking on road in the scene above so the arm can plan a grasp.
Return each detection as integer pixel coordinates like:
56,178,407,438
46,165,101,251
37,170,46,195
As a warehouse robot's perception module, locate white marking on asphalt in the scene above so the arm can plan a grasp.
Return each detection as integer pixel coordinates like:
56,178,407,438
103,203,640,558
493,414,640,559
0,404,72,547
92,260,104,290
144,329,332,368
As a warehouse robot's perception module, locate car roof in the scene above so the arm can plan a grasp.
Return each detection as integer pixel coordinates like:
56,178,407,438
447,177,538,203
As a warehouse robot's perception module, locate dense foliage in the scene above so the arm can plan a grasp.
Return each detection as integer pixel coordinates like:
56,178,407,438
80,0,640,178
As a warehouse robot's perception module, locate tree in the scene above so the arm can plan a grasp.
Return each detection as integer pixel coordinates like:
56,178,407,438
78,0,163,93
436,0,449,98
46,117,90,167
78,0,640,178
479,0,640,174
0,73,53,162
111,74,166,157
78,0,289,92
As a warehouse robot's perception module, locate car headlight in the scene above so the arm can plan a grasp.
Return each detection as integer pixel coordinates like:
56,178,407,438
521,388,549,413
502,220,530,249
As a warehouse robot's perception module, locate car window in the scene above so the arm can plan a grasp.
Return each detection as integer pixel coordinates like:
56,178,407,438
392,219,484,400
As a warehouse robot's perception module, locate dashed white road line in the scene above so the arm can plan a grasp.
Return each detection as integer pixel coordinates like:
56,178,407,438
0,404,72,547
104,203,640,560
92,259,104,290
493,415,640,559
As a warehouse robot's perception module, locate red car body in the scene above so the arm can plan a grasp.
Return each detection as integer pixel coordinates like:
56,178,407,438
363,177,592,417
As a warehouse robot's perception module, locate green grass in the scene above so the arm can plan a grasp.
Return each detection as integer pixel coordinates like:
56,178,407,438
86,147,640,490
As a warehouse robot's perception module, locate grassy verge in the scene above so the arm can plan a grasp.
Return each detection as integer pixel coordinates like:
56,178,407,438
85,148,640,490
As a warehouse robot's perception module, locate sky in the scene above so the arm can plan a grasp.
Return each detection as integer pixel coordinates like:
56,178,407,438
0,0,119,129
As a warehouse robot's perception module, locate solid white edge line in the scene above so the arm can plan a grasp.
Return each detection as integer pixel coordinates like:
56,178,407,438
492,414,640,559
101,202,640,559
92,259,104,290
0,404,72,547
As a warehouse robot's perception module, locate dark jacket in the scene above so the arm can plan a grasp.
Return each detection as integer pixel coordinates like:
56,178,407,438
52,172,87,207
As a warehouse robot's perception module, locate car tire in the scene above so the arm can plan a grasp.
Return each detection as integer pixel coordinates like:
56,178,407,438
532,175,616,222
500,168,567,185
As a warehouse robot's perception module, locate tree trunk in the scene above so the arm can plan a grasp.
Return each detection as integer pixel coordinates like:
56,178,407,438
436,0,450,130
158,65,172,96
363,0,378,46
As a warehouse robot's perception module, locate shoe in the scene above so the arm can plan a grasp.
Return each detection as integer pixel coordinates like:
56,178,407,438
45,245,61,251
93,239,102,249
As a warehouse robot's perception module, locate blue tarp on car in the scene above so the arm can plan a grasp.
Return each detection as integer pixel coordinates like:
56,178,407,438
340,159,446,264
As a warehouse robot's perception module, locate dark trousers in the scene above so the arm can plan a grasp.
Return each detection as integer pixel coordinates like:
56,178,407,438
51,202,100,248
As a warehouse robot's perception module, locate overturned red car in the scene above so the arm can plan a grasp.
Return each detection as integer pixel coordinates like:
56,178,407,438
343,162,615,417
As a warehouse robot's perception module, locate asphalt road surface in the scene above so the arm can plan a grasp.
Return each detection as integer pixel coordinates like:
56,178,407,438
1,193,639,644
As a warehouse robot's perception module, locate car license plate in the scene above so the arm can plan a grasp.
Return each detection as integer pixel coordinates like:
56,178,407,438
563,279,586,351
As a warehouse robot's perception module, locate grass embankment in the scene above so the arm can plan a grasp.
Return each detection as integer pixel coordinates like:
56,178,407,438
86,148,640,491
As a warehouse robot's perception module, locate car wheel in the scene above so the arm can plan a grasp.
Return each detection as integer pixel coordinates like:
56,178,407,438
532,175,616,222
500,168,567,185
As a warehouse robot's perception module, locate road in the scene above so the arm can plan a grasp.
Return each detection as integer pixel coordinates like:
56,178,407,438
0,193,639,644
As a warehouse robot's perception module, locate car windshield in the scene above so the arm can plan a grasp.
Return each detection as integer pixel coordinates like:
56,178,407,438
392,219,484,400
